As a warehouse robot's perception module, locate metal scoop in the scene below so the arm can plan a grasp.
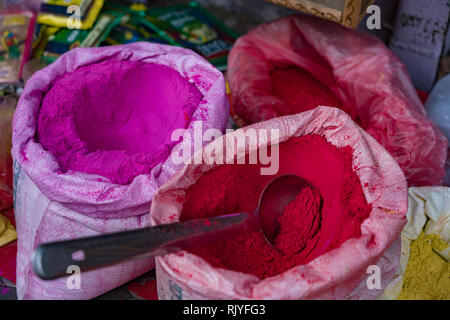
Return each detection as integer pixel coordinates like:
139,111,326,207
32,175,310,280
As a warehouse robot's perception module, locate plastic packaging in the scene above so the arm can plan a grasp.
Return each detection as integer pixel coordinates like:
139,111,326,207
152,106,408,300
12,42,229,299
0,11,36,83
227,15,448,186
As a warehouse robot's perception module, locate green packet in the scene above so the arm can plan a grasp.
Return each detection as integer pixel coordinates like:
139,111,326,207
145,1,238,71
42,10,122,64
102,15,177,46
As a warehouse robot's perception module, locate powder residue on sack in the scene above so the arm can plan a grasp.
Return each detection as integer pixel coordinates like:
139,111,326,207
270,65,358,122
182,134,371,279
37,60,203,185
398,232,449,300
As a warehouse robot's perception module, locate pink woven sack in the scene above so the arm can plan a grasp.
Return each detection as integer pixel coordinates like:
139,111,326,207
151,107,408,300
227,15,447,186
12,42,229,299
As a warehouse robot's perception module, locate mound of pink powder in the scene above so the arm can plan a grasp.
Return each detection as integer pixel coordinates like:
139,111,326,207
37,60,203,185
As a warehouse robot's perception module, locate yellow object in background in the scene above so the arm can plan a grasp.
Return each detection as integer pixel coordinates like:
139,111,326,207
38,0,104,30
0,213,16,247
382,187,450,300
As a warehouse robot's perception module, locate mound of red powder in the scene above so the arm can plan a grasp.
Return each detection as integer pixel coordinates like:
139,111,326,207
270,65,358,121
182,134,371,279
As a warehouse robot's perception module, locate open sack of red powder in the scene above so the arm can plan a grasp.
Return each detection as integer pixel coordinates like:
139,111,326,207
227,15,447,187
151,106,408,300
11,42,229,299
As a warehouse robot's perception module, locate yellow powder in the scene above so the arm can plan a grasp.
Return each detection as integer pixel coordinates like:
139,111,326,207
398,232,449,300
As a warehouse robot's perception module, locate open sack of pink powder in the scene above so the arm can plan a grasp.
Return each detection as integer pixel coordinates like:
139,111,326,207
227,15,447,187
151,106,408,300
12,42,229,299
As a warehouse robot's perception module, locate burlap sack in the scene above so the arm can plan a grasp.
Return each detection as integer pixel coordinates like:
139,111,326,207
151,106,408,300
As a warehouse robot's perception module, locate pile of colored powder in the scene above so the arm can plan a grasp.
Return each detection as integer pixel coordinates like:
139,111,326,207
270,65,358,122
0,213,16,247
37,60,203,185
182,134,371,279
398,232,449,300
274,187,322,258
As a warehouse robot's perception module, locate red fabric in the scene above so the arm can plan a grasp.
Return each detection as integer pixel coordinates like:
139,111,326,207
182,134,371,279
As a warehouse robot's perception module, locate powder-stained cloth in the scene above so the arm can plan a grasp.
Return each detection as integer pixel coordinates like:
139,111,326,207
12,42,229,299
152,107,408,300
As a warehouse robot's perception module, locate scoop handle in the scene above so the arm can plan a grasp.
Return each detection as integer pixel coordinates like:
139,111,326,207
32,212,259,280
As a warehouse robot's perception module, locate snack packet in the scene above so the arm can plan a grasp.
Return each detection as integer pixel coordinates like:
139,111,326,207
103,15,176,46
38,0,104,30
146,1,238,70
0,11,36,83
